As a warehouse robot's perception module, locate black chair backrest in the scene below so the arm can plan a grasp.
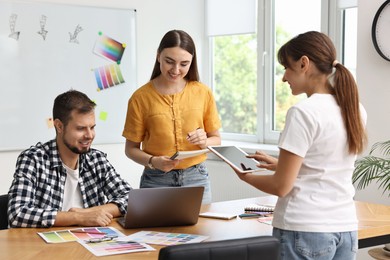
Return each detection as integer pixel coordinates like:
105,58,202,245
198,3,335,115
0,194,9,230
158,236,280,260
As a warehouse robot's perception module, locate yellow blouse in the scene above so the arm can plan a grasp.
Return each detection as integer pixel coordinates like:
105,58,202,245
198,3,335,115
122,81,221,169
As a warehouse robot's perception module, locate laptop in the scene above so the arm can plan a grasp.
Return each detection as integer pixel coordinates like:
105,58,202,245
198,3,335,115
117,186,204,228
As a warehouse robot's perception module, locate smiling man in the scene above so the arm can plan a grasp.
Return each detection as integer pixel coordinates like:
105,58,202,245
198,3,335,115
7,90,132,228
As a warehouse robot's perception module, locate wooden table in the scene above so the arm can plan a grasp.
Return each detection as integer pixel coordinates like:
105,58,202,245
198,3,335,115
355,200,390,248
1,197,389,260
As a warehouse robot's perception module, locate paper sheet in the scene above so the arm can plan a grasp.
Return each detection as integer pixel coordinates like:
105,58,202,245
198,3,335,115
117,231,209,246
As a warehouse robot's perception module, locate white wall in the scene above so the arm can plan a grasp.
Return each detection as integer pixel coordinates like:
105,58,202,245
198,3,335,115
0,0,388,203
353,0,390,206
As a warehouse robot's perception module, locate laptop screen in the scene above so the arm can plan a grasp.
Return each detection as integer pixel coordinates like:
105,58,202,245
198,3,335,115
118,186,204,229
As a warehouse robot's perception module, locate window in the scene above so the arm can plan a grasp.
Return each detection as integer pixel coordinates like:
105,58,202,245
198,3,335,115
272,0,321,132
212,34,257,136
210,0,357,144
341,6,358,77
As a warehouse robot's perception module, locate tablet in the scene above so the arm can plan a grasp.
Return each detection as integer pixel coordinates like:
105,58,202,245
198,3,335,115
207,145,263,173
199,212,237,220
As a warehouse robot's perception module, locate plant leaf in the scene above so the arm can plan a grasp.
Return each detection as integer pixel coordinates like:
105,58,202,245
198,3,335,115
370,140,390,157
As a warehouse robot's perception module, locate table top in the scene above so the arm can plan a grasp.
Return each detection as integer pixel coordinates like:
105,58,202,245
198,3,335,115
1,196,389,260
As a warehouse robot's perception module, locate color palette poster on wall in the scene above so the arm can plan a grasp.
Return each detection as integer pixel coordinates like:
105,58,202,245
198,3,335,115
0,2,137,150
117,231,209,246
92,32,127,91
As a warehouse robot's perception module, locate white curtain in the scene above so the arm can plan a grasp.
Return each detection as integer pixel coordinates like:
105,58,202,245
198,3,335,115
206,0,257,36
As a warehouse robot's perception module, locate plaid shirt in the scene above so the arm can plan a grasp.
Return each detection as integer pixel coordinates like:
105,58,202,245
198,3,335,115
8,139,132,228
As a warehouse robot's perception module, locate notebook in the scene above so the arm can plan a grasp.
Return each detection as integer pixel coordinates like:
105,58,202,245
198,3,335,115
117,186,204,229
244,204,275,212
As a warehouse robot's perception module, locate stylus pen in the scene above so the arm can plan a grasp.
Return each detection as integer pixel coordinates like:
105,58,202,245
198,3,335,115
187,127,201,138
170,151,179,160
239,213,260,218
71,230,107,235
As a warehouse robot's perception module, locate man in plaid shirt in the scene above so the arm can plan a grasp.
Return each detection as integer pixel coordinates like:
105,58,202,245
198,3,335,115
7,90,132,227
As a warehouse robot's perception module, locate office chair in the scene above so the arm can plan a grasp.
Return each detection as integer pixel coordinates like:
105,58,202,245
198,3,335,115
0,194,9,230
158,236,280,260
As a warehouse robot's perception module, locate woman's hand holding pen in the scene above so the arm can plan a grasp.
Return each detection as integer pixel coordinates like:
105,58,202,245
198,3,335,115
187,127,207,148
247,151,278,171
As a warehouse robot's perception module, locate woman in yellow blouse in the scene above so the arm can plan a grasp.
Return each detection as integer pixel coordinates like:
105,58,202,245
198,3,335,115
122,30,221,203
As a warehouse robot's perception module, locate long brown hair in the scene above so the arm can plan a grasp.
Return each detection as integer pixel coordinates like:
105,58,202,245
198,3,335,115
150,30,199,81
278,31,367,154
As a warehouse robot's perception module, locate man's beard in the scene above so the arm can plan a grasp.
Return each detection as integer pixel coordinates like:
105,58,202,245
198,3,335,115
63,137,90,154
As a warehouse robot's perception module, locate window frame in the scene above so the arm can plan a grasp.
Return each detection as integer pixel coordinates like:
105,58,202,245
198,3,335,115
208,0,357,145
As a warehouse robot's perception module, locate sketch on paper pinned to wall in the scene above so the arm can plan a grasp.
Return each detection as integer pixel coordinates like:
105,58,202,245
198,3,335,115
37,15,48,40
8,13,20,40
0,2,137,151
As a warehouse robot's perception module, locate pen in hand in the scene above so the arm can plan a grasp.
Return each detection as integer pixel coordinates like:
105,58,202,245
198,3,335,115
170,151,179,160
187,127,201,139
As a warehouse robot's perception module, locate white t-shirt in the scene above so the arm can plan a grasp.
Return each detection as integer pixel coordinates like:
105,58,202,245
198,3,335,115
62,163,84,211
272,94,367,232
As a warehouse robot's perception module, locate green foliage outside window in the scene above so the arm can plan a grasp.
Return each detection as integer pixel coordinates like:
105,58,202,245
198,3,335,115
213,28,305,135
213,34,257,134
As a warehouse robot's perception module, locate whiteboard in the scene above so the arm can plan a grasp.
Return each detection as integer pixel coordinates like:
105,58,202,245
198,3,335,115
0,1,137,151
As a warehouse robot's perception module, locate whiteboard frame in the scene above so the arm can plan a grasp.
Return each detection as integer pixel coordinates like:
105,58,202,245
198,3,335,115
0,1,137,151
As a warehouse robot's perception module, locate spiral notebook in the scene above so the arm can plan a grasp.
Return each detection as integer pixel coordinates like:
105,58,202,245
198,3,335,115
244,204,275,212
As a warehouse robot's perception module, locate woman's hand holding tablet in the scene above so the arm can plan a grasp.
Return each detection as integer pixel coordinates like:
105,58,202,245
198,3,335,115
207,145,265,174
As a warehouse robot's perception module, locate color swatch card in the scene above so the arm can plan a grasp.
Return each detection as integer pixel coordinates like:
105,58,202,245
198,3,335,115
78,239,155,257
93,33,126,63
117,231,209,246
257,216,273,225
92,63,125,91
38,227,125,243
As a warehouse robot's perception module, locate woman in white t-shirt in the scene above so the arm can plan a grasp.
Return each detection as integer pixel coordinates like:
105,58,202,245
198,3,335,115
232,31,367,260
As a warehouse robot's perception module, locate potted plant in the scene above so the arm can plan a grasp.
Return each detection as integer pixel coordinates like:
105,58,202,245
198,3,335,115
353,140,390,197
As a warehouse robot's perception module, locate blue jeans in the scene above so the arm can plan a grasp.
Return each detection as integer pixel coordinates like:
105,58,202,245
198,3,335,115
272,228,357,260
140,162,211,204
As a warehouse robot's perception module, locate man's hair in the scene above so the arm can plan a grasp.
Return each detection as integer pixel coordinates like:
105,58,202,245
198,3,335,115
52,89,96,126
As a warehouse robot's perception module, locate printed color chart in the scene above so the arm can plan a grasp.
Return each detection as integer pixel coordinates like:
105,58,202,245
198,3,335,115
38,227,124,243
93,63,125,90
93,33,126,63
118,231,209,246
78,239,155,257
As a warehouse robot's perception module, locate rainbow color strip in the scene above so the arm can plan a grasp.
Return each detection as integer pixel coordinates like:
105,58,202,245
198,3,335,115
93,34,126,63
93,63,125,91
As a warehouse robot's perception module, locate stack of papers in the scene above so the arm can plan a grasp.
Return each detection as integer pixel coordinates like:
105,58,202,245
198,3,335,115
38,227,155,256
38,228,208,257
